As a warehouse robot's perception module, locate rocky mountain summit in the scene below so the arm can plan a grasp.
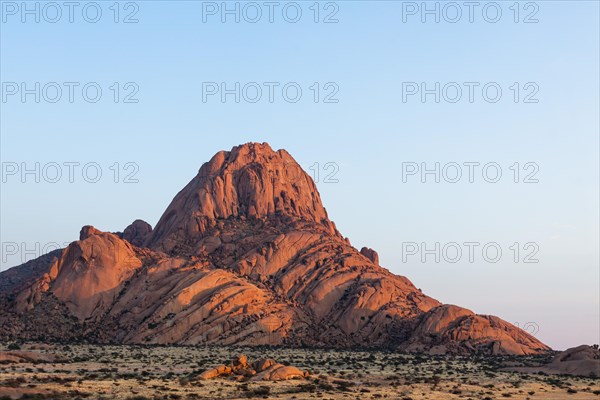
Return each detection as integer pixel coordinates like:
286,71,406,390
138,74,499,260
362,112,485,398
0,142,550,355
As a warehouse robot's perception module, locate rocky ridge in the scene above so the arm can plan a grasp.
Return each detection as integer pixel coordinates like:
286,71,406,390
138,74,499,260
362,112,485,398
0,142,550,355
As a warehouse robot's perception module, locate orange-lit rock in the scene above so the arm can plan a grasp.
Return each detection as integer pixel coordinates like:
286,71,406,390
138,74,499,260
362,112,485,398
0,143,551,355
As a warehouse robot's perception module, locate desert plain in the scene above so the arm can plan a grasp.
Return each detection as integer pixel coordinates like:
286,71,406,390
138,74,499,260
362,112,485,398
1,343,598,400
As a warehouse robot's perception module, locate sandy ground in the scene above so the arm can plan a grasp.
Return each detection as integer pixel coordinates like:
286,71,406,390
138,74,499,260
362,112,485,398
0,343,598,399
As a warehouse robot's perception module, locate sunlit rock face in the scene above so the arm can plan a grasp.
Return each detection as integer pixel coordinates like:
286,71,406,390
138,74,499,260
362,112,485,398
0,142,551,355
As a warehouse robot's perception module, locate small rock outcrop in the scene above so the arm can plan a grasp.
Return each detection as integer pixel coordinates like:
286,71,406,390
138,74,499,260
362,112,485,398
0,350,64,364
79,225,102,240
548,345,600,376
506,345,600,377
360,247,379,265
198,354,307,381
122,219,153,247
252,358,276,372
251,364,306,381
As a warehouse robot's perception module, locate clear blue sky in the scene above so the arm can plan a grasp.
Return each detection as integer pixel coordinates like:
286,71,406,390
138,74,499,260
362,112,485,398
1,1,598,350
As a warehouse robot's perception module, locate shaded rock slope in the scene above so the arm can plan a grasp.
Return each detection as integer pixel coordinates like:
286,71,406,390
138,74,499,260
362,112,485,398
507,345,600,377
0,142,550,355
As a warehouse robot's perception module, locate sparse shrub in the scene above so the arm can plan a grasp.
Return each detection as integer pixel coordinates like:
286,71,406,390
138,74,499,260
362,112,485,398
7,343,21,350
245,385,270,397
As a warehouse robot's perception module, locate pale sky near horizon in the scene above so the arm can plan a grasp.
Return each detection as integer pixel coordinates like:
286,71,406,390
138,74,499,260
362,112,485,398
1,1,598,350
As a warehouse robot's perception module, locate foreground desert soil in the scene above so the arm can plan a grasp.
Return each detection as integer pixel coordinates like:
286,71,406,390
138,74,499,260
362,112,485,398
0,344,598,399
